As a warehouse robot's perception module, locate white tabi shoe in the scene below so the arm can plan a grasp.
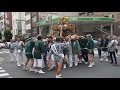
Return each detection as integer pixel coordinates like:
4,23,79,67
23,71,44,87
38,70,45,74
88,64,93,68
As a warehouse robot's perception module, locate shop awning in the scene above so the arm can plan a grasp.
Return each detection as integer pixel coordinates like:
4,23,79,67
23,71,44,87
37,17,115,26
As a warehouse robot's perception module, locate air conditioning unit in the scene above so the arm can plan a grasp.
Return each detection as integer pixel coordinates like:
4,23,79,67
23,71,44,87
104,15,109,17
78,12,85,16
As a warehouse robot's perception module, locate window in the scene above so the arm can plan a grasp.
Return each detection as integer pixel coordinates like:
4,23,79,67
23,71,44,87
25,12,30,15
32,16,37,22
117,13,120,18
26,29,30,33
78,12,86,16
25,20,31,25
118,25,120,29
31,12,37,16
1,22,3,25
32,27,37,33
6,20,9,24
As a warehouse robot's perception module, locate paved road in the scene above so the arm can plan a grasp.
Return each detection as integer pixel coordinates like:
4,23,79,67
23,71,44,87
0,49,120,78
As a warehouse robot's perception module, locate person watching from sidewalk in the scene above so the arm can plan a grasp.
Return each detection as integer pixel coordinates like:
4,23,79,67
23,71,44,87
97,38,102,58
113,36,118,57
100,34,109,62
107,36,118,65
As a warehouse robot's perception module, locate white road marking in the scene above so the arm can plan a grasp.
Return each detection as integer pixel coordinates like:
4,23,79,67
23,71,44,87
3,51,10,53
0,67,3,69
0,66,11,78
0,52,4,54
7,77,13,78
0,70,6,72
0,73,9,77
1,49,9,51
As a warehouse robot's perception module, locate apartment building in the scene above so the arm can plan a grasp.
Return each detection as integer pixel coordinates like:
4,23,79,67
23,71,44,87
12,12,25,39
0,12,13,39
0,12,5,39
25,12,31,35
31,12,39,37
93,12,120,36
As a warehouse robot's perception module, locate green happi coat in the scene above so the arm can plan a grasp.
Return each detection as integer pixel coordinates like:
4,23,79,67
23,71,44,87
34,40,45,59
25,39,35,58
71,40,81,54
81,38,88,49
87,38,95,53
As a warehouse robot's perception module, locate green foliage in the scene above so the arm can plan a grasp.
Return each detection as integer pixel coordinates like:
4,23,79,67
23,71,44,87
4,28,13,42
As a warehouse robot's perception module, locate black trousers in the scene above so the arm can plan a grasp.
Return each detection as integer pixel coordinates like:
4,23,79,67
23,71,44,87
116,49,118,54
109,51,117,64
98,48,101,58
43,52,47,65
82,49,88,62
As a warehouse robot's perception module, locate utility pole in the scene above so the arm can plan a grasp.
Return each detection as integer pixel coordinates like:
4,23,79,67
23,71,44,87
30,12,33,37
110,23,113,36
48,12,52,35
4,12,6,30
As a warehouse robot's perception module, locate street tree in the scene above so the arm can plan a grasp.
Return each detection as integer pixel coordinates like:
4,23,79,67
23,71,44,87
4,28,13,42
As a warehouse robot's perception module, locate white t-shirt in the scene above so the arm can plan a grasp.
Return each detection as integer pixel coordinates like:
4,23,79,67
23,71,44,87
108,39,118,50
111,40,118,49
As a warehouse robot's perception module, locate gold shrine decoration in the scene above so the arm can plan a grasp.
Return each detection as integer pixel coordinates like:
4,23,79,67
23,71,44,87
52,24,75,31
59,16,69,25
52,16,76,38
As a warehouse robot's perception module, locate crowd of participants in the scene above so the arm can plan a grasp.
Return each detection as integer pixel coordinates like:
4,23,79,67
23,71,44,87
8,34,119,78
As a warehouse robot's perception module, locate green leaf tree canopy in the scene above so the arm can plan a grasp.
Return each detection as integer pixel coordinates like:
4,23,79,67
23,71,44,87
4,28,13,42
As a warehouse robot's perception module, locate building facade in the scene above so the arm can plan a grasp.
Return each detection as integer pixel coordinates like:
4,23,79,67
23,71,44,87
40,12,120,38
31,12,39,37
24,12,120,39
93,12,120,36
6,12,13,31
12,12,25,39
0,12,13,40
25,12,31,35
0,12,5,39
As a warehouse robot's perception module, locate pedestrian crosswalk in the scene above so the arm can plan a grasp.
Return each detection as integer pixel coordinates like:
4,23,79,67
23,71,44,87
0,67,12,78
0,49,25,54
0,49,10,54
